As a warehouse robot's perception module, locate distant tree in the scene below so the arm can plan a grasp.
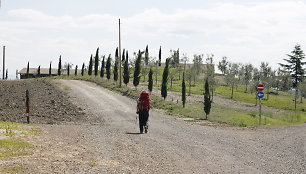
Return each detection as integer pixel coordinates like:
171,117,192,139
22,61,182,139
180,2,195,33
67,64,70,76
161,58,170,100
279,44,306,110
176,48,180,66
252,67,260,84
204,79,212,120
88,54,93,76
49,62,52,76
27,61,30,78
58,56,62,76
115,47,119,59
106,54,112,80
251,67,260,105
169,68,177,88
218,56,229,75
114,58,118,82
155,60,158,85
133,50,142,89
145,45,149,66
260,62,272,100
141,45,150,82
37,66,41,77
298,81,306,103
122,49,126,62
94,47,99,76
148,68,153,92
123,52,130,86
186,68,195,96
158,46,162,66
242,64,254,92
81,63,85,76
100,56,105,77
278,67,291,91
225,63,239,99
75,65,78,76
237,63,244,85
16,69,18,79
170,49,180,68
205,54,215,101
193,54,203,75
182,72,186,108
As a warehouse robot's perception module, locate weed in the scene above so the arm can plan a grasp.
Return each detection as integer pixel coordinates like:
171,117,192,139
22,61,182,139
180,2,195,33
89,159,97,167
63,86,71,91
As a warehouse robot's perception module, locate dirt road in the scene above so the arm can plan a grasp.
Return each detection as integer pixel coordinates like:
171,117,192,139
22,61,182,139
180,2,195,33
57,80,305,173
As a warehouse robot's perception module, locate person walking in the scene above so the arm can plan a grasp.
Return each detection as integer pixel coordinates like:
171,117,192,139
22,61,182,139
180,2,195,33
136,90,150,134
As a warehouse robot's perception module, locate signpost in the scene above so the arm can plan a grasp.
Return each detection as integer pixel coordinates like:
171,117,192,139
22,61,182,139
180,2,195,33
257,84,264,124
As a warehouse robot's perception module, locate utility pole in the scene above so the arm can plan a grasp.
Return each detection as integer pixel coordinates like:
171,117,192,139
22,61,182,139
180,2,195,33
119,18,122,87
2,46,5,79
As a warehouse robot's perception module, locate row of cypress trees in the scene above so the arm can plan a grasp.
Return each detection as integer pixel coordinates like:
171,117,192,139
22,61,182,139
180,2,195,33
26,45,212,119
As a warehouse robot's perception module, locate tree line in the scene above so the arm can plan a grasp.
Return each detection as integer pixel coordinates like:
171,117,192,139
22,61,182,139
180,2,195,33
25,44,305,116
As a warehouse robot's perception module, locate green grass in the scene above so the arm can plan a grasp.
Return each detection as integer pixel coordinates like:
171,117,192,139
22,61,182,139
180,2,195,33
161,103,306,127
215,85,306,111
0,121,37,161
0,138,33,160
0,166,27,174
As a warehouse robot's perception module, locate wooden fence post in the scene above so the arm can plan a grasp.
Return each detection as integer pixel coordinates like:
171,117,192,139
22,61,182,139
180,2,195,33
26,90,30,124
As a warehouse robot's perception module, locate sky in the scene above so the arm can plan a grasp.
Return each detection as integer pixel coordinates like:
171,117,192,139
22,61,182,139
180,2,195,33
1,0,306,79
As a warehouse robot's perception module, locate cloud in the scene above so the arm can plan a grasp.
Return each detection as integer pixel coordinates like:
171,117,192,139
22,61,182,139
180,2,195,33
1,1,306,78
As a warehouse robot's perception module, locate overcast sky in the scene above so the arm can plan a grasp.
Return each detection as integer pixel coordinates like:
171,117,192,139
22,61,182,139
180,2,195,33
1,0,306,78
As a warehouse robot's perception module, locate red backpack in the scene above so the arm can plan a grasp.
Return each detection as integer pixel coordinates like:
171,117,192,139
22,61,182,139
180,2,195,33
139,91,150,110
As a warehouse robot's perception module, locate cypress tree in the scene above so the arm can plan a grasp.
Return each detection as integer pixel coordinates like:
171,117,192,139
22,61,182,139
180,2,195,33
133,50,142,89
49,62,52,76
106,54,111,80
115,47,119,58
126,51,129,64
37,66,40,77
204,79,212,120
101,56,105,78
75,65,78,76
81,63,85,76
161,58,169,100
58,55,62,76
123,52,129,86
122,49,125,62
159,46,162,66
114,58,118,82
67,64,70,76
88,54,93,76
182,72,186,108
94,47,99,76
26,61,29,78
145,45,149,65
148,68,153,92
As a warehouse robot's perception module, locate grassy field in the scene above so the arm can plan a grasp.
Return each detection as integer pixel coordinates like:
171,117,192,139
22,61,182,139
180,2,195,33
0,121,38,173
50,74,306,127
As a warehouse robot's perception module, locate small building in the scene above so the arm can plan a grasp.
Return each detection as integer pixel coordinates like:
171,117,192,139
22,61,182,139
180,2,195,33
18,68,58,79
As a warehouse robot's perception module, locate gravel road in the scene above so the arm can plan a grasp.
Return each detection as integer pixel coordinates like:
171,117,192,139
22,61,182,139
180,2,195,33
57,79,305,174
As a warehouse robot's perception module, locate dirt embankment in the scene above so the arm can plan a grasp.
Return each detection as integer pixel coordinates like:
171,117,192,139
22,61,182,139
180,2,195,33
0,79,86,124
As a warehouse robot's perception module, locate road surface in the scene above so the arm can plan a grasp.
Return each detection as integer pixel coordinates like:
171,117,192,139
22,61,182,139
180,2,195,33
58,79,306,174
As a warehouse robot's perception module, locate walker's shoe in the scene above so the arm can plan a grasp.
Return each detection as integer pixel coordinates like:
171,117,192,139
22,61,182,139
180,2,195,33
140,130,143,134
144,126,148,133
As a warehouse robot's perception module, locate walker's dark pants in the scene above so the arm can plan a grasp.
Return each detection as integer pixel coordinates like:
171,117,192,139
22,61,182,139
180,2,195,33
139,110,149,133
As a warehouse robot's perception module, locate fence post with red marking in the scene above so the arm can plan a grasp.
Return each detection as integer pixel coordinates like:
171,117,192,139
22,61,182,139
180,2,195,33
25,90,30,124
